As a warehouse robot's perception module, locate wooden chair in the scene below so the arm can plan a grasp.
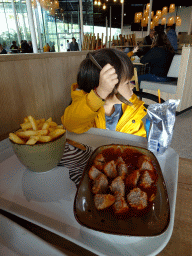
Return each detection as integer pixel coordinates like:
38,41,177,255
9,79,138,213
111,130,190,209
131,67,140,91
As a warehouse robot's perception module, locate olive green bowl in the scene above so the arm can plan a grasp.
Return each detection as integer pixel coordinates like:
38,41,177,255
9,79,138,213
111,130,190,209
10,132,66,172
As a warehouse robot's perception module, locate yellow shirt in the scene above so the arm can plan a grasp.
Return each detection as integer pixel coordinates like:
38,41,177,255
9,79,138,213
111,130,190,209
61,83,147,137
43,45,50,52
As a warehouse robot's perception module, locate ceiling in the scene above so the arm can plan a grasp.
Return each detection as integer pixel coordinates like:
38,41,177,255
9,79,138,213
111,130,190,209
57,1,191,29
93,1,191,28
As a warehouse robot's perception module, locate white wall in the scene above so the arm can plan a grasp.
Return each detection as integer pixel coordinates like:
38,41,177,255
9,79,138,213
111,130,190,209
176,6,192,34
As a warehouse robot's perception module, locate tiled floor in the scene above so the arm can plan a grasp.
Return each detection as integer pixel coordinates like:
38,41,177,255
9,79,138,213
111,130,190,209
171,108,192,159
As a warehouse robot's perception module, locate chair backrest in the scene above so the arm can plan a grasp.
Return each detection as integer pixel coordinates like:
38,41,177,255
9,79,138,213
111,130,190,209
131,68,139,91
167,54,182,78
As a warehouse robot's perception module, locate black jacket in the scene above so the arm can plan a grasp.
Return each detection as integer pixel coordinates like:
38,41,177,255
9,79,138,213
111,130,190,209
70,42,79,51
140,47,174,77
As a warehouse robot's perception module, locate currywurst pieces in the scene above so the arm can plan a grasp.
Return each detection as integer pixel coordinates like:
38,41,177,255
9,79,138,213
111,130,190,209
94,194,115,210
89,149,158,216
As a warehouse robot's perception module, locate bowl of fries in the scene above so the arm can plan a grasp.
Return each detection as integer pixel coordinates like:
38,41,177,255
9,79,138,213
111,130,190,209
9,115,66,172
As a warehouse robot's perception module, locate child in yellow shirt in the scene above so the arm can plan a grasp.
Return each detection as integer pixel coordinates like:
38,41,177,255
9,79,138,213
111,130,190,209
61,48,147,137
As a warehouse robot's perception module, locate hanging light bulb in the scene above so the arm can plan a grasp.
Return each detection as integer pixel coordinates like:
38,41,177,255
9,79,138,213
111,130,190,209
54,0,59,9
150,21,155,29
98,1,101,6
153,15,159,26
120,0,124,3
94,0,98,5
103,3,106,9
144,9,149,17
146,3,150,10
137,12,142,20
156,10,162,18
169,4,175,13
176,16,181,26
176,16,181,21
141,17,147,27
161,17,166,25
134,13,140,23
167,16,175,26
162,6,168,16
151,11,154,19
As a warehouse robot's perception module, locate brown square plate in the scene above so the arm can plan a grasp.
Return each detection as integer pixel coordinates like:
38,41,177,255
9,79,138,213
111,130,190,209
74,144,170,236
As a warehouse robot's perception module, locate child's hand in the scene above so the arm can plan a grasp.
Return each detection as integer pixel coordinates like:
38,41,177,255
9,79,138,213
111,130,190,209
95,64,118,100
133,46,139,53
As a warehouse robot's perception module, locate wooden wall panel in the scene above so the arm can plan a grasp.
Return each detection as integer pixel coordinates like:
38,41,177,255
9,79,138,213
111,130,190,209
0,51,88,141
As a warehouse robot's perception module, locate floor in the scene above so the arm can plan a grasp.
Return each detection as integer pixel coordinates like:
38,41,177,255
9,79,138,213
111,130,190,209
171,108,192,159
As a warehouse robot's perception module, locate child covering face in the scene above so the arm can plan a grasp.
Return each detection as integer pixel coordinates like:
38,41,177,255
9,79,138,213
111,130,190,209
61,48,147,137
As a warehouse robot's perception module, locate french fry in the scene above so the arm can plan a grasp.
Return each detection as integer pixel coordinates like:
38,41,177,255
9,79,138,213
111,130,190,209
9,115,64,145
38,136,52,143
48,127,56,133
24,117,29,123
46,117,52,123
37,130,49,136
37,118,46,123
57,125,64,129
49,129,65,140
37,118,46,129
20,122,32,130
16,129,48,138
28,115,38,131
26,136,39,145
16,130,38,138
9,133,25,144
42,122,50,130
49,121,57,127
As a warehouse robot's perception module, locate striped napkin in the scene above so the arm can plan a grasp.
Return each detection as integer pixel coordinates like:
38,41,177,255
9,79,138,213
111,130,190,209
58,142,93,187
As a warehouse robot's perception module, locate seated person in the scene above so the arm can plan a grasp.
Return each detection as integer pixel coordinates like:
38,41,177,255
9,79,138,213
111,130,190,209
166,24,178,52
136,29,155,58
0,44,7,54
138,32,175,85
61,48,147,137
10,41,18,53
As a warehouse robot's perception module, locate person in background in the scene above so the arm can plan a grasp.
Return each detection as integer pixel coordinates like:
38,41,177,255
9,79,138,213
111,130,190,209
166,24,178,52
43,43,50,52
70,37,79,51
50,42,55,52
136,29,155,57
61,48,147,137
138,32,175,85
119,34,125,46
94,38,105,50
28,41,33,53
10,41,18,53
67,40,70,51
21,40,30,53
0,44,7,54
143,29,155,46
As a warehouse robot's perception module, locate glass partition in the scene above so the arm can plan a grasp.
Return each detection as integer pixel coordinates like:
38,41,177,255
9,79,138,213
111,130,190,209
0,0,121,53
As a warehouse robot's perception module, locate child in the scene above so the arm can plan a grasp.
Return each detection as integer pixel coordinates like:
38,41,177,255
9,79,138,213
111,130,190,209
61,48,147,137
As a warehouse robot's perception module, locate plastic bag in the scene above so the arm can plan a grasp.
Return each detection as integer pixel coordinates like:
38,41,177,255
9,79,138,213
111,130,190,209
146,99,180,154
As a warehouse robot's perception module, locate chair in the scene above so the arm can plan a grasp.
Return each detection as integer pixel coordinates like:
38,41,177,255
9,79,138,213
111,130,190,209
139,46,192,113
140,54,181,94
131,67,140,91
131,68,165,105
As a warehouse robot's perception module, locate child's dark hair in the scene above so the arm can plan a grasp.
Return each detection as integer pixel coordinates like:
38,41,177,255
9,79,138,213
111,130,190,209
77,48,134,93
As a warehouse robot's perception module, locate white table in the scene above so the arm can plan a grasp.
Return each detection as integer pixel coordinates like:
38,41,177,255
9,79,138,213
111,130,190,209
0,128,179,256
